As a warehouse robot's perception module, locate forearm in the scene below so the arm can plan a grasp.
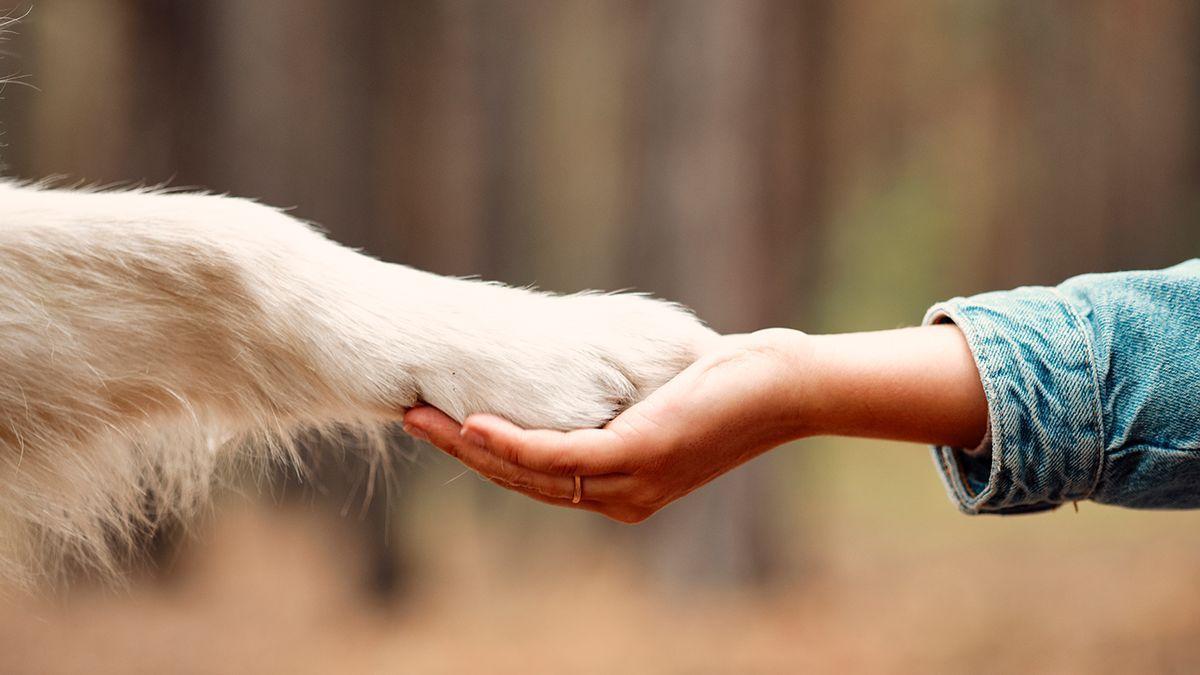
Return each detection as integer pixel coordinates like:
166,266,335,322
798,325,988,449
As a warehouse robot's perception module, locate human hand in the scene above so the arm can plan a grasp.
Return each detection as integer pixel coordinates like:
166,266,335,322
402,329,813,523
403,323,987,523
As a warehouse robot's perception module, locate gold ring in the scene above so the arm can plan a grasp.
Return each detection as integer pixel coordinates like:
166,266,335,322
572,475,582,504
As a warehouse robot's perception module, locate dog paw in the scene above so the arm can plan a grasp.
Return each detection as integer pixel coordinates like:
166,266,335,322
411,287,715,430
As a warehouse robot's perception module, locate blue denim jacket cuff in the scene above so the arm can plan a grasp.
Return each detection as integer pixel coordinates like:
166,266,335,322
923,287,1107,515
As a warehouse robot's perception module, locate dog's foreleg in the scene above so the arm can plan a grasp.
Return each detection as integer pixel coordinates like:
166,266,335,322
0,183,440,581
0,181,712,583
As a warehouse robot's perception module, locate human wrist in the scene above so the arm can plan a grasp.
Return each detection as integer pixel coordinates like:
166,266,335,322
796,332,852,439
737,328,817,441
800,330,909,441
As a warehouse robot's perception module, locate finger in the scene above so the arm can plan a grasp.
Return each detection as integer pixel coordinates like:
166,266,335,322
486,467,637,502
408,407,636,499
464,440,636,501
406,408,639,500
461,414,629,476
406,407,578,496
493,479,649,523
487,478,603,512
403,405,460,437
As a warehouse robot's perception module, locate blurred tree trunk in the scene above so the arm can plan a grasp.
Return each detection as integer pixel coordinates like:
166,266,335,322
19,0,135,180
205,0,379,249
625,0,830,586
373,0,487,277
984,2,1198,287
0,2,35,174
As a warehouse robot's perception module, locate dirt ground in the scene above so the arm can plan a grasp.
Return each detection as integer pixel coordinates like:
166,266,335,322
1,499,1198,675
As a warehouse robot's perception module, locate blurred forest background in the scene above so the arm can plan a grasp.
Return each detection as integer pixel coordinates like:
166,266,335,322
1,1,1199,672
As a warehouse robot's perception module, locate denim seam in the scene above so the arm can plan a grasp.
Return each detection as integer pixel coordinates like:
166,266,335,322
1049,287,1108,500
921,308,963,507
923,303,1003,513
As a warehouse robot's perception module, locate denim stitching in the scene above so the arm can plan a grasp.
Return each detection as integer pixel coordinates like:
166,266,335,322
1049,286,1108,500
923,302,1003,513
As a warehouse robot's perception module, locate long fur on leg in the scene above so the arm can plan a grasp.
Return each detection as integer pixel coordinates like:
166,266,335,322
0,181,712,586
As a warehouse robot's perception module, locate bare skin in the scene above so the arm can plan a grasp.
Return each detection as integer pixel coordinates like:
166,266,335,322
403,324,988,524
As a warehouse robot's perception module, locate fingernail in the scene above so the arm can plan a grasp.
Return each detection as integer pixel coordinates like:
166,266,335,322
461,430,487,448
404,424,429,442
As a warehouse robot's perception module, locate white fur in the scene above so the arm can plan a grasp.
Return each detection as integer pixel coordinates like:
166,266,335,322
0,180,713,585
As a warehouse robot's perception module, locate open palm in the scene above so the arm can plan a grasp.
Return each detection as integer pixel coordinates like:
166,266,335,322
403,329,811,523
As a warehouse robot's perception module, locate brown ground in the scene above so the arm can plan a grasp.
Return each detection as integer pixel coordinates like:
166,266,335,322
1,441,1198,674
1,497,1198,675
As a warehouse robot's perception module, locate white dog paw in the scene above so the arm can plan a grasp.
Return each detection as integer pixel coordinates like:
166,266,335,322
412,288,715,430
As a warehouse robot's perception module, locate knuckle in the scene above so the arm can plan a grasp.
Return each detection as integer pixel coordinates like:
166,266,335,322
493,440,521,465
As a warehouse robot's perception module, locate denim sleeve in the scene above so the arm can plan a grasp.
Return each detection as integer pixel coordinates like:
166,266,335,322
924,259,1200,514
